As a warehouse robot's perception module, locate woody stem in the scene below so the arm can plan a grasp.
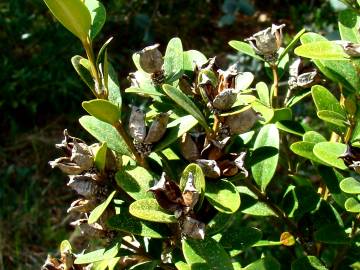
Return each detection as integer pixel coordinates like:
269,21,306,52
271,64,279,108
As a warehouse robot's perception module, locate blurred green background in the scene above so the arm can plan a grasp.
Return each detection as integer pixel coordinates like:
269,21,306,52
0,0,341,268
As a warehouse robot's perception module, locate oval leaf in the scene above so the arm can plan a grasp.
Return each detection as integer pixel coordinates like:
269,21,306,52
79,115,131,156
71,55,96,94
164,37,184,82
235,72,254,91
311,85,345,116
182,237,233,270
84,0,106,40
256,82,270,107
43,0,91,41
88,191,116,224
251,124,279,191
205,180,240,213
74,243,119,264
291,256,327,270
339,9,360,43
313,142,347,170
244,257,280,270
82,99,120,124
290,141,326,164
94,142,107,172
340,177,360,194
228,40,263,60
183,50,207,72
129,198,177,223
294,41,349,60
345,197,360,212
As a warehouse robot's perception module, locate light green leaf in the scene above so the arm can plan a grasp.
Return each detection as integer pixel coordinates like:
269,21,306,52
313,142,347,170
125,86,164,97
84,0,106,40
205,180,240,213
182,237,233,270
115,166,154,200
228,40,263,60
79,115,131,156
251,101,274,123
60,240,72,253
153,115,198,152
88,191,116,224
244,257,280,270
107,208,170,238
295,41,349,60
129,261,158,270
183,50,207,72
303,131,326,143
271,108,292,123
251,124,279,191
255,82,270,107
286,89,311,108
339,9,360,43
235,72,254,91
290,141,326,164
129,198,177,223
164,37,184,82
344,197,360,212
71,55,96,95
82,99,120,125
94,142,107,172
43,0,91,41
340,177,360,194
317,110,348,129
74,243,119,264
311,85,345,116
278,28,306,62
291,256,327,270
107,62,122,110
162,84,210,131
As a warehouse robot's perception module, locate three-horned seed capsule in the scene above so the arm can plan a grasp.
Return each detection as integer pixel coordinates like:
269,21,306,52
144,112,169,144
137,44,164,74
129,106,146,142
212,88,238,111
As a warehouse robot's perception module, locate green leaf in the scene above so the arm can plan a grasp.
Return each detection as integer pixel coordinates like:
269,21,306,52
43,0,91,41
182,237,233,270
286,89,311,108
107,208,170,238
237,186,276,216
92,258,120,270
60,240,72,253
125,86,164,97
206,212,233,235
290,141,326,164
205,180,240,213
183,50,207,72
251,101,274,123
235,72,254,91
84,0,106,40
339,9,360,43
74,243,119,264
162,84,210,131
314,224,349,244
313,142,347,170
276,121,305,136
303,131,326,143
79,115,131,156
317,110,348,130
252,240,282,247
153,115,198,152
129,198,177,223
107,62,122,110
94,142,107,172
251,124,279,191
71,55,95,94
129,261,158,270
96,37,113,67
345,197,360,212
164,37,184,82
271,108,292,123
228,40,263,60
278,28,306,62
291,256,327,270
294,41,349,60
115,167,154,200
340,177,360,194
88,191,116,224
255,82,270,107
311,85,345,116
243,257,280,270
82,99,120,124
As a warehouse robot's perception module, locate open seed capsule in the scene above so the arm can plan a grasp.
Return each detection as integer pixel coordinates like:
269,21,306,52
129,106,146,142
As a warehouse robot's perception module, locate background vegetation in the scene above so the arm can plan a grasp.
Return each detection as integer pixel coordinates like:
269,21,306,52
0,0,343,268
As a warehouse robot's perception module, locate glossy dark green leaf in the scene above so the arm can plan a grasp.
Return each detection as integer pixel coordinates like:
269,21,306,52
237,186,276,216
182,237,233,270
205,180,240,213
43,0,91,41
162,84,210,131
107,209,170,238
94,142,107,172
82,99,120,124
107,62,122,110
153,115,198,152
314,224,349,244
251,124,279,191
255,82,270,107
71,55,96,95
313,142,347,170
278,28,306,62
84,0,106,40
271,108,292,123
88,191,116,224
276,121,305,136
79,115,131,156
74,243,119,264
129,198,177,223
290,141,326,164
206,212,233,235
345,197,360,212
340,177,360,194
291,256,327,270
228,40,263,60
295,41,349,60
116,166,154,200
183,50,207,72
243,256,280,270
338,9,360,43
164,37,183,82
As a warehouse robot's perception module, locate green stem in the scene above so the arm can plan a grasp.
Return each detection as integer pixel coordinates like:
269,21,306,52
271,64,279,108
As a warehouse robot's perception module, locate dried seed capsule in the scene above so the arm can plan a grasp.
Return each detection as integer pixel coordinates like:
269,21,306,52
137,44,164,73
338,41,360,57
339,144,360,173
49,157,84,175
296,70,319,88
234,152,248,177
67,198,96,213
181,216,205,240
225,108,258,135
218,159,238,177
182,172,199,210
129,106,146,142
144,112,170,144
70,141,93,171
180,133,200,161
212,88,237,111
196,159,221,178
67,175,100,198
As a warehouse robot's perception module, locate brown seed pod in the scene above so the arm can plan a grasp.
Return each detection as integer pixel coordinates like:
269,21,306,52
338,41,360,57
212,88,237,111
70,141,93,171
129,106,146,142
137,44,164,74
67,175,100,198
234,152,248,177
195,159,221,178
218,159,239,177
49,157,84,175
180,133,200,161
144,112,170,144
182,172,199,210
181,216,205,240
225,108,258,135
67,198,96,213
